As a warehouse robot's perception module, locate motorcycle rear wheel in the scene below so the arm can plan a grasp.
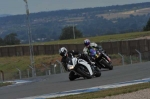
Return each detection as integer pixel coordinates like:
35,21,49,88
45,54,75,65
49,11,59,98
76,65,92,79
94,67,101,77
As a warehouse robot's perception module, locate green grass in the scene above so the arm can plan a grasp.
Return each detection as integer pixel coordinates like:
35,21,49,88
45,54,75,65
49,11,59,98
0,55,61,80
0,82,12,87
0,31,150,47
47,82,150,99
36,31,150,45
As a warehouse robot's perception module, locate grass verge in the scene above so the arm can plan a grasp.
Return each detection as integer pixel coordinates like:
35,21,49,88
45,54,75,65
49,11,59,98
38,31,150,45
0,82,12,87
48,82,150,99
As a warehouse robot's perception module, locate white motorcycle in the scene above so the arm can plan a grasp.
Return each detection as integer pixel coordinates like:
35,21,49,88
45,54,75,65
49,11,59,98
67,56,101,81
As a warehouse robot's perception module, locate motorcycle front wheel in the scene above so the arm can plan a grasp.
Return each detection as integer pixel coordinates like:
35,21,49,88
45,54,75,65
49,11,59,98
69,71,77,81
101,59,113,70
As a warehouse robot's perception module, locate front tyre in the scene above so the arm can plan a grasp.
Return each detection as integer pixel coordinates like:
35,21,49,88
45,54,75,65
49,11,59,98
101,59,113,70
69,71,76,81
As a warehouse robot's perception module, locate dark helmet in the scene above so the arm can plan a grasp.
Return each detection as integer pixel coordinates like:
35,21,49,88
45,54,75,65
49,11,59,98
84,39,90,46
59,47,67,57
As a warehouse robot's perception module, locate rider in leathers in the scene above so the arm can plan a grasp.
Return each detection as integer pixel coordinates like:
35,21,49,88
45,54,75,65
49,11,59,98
83,39,99,58
59,47,92,71
83,39,102,68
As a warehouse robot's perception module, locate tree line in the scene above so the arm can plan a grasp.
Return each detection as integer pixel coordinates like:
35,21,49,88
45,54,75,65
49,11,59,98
0,33,20,46
143,18,150,31
0,17,150,46
59,17,150,40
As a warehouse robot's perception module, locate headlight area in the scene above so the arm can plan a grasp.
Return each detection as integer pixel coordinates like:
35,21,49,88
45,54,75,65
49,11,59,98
67,65,75,70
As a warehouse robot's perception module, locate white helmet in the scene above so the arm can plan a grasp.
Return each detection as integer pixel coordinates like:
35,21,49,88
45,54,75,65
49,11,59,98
59,47,68,57
90,42,97,47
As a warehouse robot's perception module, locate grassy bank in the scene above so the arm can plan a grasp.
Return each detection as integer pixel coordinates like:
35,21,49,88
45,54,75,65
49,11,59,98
0,82,12,87
48,82,150,99
0,55,61,80
38,31,150,45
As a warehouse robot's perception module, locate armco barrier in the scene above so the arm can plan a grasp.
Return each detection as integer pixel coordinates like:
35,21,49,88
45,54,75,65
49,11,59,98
0,39,150,57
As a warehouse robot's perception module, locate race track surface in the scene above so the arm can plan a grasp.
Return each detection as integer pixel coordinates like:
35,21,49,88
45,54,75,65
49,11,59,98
0,61,150,99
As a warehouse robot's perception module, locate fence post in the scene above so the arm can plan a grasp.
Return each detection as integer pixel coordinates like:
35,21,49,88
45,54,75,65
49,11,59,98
27,69,30,78
55,60,64,73
42,63,51,75
135,49,142,63
29,65,34,77
54,64,56,74
16,68,22,79
0,70,4,82
118,53,125,65
130,55,132,64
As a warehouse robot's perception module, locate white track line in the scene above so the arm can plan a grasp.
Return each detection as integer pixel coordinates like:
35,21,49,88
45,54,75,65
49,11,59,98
19,77,150,99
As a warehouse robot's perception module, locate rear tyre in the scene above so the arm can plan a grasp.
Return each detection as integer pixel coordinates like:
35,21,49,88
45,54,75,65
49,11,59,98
95,72,101,77
94,67,101,77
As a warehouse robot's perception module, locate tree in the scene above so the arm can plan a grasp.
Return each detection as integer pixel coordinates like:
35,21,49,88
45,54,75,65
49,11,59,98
3,33,20,45
143,18,150,31
59,26,83,40
0,37,4,46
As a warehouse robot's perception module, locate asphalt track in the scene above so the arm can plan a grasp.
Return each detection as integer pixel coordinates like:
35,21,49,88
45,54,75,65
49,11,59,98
0,61,150,99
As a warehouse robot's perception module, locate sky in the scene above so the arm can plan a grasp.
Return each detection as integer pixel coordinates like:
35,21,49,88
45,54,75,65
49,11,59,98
0,0,150,15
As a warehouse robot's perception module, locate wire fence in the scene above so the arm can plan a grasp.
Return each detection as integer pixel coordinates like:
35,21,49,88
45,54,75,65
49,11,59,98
1,51,149,81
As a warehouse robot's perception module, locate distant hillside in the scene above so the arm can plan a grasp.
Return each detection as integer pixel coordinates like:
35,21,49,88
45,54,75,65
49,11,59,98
0,14,11,17
0,2,150,43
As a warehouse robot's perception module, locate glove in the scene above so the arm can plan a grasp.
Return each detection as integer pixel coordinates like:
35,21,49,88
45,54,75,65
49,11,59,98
77,54,81,57
95,54,99,58
88,61,95,65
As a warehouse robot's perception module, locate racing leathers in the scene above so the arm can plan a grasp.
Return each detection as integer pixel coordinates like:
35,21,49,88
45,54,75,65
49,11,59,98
83,42,111,69
83,42,102,68
61,50,92,71
83,42,98,55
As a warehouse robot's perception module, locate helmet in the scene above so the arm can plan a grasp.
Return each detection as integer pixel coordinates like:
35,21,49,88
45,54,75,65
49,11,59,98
84,39,90,46
59,47,68,57
90,42,97,47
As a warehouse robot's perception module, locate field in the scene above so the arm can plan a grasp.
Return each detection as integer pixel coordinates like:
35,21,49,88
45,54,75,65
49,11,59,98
97,7,150,20
65,7,150,22
39,31,150,45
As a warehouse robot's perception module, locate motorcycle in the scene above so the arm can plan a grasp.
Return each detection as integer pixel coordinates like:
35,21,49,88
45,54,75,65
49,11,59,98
67,55,101,81
89,46,113,70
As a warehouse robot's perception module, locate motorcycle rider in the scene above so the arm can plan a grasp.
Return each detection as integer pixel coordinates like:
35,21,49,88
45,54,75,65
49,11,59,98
83,39,99,57
59,47,93,71
83,39,103,67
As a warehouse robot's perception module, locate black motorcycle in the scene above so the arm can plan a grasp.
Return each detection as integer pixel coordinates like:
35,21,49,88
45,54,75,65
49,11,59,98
89,46,113,70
